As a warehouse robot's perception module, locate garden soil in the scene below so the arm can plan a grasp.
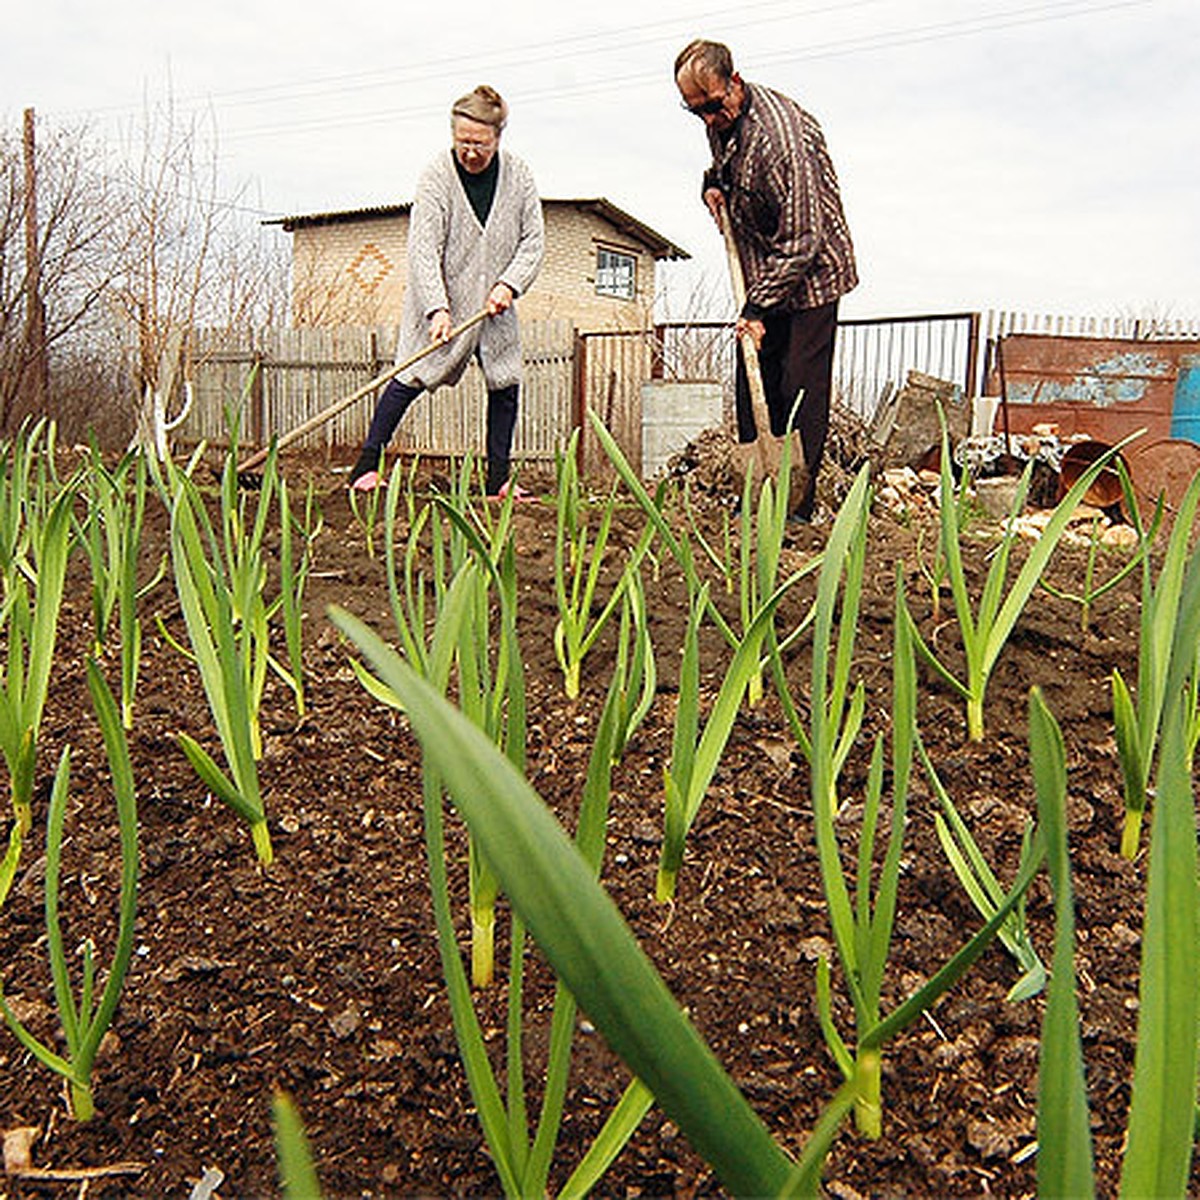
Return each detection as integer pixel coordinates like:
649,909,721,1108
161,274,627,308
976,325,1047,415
0,446,1188,1198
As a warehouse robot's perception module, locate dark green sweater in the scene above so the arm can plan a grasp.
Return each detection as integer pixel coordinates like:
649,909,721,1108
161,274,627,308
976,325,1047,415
454,155,499,227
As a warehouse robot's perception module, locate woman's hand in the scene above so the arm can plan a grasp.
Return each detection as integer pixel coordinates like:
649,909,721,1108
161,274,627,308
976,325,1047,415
429,309,452,343
486,282,514,315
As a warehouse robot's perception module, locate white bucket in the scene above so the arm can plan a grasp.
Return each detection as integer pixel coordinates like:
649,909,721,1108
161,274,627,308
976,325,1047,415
641,381,724,479
972,396,999,437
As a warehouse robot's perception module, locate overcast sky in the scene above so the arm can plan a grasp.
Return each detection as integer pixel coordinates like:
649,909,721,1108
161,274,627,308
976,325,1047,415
4,0,1196,323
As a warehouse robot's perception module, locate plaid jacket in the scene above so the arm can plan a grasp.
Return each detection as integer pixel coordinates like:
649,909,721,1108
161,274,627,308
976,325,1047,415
704,82,858,315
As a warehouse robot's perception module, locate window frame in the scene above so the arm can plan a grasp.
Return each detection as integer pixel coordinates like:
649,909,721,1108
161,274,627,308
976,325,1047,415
594,244,637,301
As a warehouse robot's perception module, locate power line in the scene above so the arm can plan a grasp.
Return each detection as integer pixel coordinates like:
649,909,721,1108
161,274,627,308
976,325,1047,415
27,0,1161,220
215,0,1157,143
756,0,1156,66
52,0,1152,132
58,0,889,118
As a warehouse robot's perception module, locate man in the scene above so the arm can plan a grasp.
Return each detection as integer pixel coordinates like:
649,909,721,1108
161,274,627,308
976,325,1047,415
349,84,544,497
674,40,857,521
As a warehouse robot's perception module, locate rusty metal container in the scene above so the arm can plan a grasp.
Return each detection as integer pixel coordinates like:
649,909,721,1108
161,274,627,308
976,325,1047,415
986,334,1200,444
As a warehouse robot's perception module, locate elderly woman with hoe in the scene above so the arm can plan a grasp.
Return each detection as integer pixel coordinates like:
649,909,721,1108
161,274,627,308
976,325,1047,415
349,84,545,498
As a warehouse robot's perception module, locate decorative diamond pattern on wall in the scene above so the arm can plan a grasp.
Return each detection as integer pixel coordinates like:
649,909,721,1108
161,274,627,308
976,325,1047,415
348,243,393,292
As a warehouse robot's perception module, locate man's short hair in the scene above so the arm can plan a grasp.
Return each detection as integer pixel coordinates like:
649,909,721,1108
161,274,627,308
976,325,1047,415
674,39,734,82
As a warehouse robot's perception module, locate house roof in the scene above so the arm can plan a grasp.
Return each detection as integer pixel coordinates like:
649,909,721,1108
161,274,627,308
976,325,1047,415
264,196,690,261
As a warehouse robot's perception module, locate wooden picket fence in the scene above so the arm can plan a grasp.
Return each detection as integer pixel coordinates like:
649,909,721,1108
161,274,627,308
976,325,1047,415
185,320,578,465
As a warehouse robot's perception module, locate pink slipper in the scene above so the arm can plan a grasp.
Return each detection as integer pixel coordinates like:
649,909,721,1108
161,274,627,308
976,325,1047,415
496,480,532,502
351,470,380,493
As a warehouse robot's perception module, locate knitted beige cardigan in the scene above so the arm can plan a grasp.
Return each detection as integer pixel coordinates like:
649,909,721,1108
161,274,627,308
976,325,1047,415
395,147,544,391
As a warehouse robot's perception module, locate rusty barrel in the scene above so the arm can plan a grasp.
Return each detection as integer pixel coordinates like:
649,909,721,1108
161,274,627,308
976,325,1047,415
1123,437,1200,514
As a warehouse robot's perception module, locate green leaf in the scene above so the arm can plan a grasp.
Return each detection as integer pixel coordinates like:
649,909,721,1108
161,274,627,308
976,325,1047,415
273,1091,324,1199
778,1080,857,1198
76,660,140,1074
1030,688,1094,1198
177,733,261,826
586,410,737,646
329,605,795,1198
347,659,405,710
22,485,74,737
815,956,854,1082
1110,667,1144,814
0,823,21,911
864,829,1046,1051
0,989,78,1084
44,746,81,1051
558,1079,654,1200
983,437,1136,677
1120,694,1200,1196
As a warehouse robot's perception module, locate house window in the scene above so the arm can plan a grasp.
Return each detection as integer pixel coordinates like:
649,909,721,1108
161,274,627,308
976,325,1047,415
595,247,636,300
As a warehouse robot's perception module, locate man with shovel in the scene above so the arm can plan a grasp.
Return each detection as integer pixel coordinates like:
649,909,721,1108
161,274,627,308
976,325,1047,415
675,40,857,521
349,84,544,497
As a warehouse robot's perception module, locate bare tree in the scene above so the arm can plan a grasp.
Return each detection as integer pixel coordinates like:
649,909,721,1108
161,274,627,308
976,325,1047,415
210,216,291,332
0,101,291,451
650,263,736,388
101,92,217,455
0,115,125,438
102,91,294,455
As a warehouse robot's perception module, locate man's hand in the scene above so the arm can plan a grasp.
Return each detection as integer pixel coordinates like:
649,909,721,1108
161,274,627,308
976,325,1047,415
703,186,726,228
486,282,514,316
736,315,765,352
429,309,452,344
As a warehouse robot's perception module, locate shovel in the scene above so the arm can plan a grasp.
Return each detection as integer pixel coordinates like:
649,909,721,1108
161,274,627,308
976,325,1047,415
236,307,490,476
719,207,807,501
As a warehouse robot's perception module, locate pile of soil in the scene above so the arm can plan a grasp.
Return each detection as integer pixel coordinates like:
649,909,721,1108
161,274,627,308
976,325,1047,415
0,444,1182,1198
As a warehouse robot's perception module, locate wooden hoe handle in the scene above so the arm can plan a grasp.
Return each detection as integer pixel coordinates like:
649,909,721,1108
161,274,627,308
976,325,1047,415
235,307,490,474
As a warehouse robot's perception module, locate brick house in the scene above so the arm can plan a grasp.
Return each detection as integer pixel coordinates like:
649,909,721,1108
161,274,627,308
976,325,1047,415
268,198,689,332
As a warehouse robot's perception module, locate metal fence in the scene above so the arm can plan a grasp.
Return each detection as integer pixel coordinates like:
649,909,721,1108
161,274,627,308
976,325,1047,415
651,311,982,426
185,308,1199,473
835,312,980,418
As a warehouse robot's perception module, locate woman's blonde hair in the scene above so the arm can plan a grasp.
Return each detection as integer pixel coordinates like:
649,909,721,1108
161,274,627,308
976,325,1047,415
451,85,508,130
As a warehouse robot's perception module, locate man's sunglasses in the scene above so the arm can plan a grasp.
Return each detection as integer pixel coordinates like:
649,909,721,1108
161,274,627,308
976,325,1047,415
681,94,727,117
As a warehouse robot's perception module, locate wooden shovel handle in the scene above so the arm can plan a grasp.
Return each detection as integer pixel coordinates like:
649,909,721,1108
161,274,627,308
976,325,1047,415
235,307,490,474
718,207,774,440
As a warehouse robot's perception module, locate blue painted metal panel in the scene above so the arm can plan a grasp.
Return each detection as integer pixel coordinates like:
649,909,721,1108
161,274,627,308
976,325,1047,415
1170,354,1200,444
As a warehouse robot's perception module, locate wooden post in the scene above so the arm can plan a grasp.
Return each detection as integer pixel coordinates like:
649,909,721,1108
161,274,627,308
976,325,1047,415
250,349,266,448
21,107,49,419
965,311,982,399
572,329,587,474
651,324,665,380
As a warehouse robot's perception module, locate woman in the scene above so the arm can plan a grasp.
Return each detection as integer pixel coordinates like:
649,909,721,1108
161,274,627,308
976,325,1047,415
349,84,544,497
